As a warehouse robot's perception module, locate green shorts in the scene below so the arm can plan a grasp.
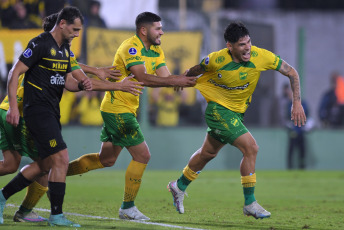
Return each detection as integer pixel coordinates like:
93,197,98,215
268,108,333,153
100,112,144,147
205,101,248,145
0,109,38,159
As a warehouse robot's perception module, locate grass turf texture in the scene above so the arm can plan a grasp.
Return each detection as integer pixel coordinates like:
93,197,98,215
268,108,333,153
1,170,343,230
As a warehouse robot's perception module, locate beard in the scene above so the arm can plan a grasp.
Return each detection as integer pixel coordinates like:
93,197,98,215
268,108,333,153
147,32,160,46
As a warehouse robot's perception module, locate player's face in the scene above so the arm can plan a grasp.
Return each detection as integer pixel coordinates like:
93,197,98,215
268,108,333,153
62,18,83,44
147,21,164,46
227,35,251,63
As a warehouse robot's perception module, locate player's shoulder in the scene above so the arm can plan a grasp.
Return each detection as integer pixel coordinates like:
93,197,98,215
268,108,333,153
118,35,142,55
205,48,230,65
251,45,274,57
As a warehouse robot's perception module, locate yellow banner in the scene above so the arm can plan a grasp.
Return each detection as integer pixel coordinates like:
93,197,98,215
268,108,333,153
0,29,82,63
86,28,203,104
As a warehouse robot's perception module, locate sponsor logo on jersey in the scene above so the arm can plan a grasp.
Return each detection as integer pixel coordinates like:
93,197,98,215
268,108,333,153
50,48,56,56
49,139,57,148
129,47,137,55
205,56,210,65
251,51,258,57
70,50,75,57
23,48,32,58
239,72,248,80
215,56,225,64
65,49,69,58
31,42,38,48
126,56,142,62
52,62,68,70
50,74,65,85
208,79,249,90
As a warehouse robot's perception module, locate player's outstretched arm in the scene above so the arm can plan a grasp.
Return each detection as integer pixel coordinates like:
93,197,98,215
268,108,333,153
278,60,307,127
6,60,28,127
185,64,205,77
131,65,197,88
79,63,121,81
65,73,93,92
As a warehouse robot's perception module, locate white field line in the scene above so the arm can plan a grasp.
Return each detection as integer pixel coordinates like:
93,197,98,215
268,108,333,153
7,204,208,230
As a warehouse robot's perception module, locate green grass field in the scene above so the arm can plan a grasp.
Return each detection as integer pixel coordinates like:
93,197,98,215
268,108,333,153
1,170,343,230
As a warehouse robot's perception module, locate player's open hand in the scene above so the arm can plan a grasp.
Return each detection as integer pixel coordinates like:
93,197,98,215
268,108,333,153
291,101,307,127
120,75,144,96
6,107,20,127
96,66,121,81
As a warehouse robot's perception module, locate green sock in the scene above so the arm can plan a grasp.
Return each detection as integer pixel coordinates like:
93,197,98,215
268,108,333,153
176,174,191,192
18,205,32,214
121,201,134,209
243,187,256,205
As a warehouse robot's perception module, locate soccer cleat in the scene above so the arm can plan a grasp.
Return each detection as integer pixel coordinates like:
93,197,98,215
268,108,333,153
13,210,47,222
167,180,187,214
0,190,6,224
243,201,271,219
48,214,81,227
119,206,150,220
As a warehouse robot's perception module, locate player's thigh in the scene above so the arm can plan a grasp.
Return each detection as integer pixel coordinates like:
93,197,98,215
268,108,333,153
126,141,150,164
232,132,259,156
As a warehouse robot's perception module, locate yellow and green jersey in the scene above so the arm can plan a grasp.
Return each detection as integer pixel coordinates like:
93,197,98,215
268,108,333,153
0,50,80,117
196,46,282,113
70,50,81,71
0,74,25,116
100,34,166,116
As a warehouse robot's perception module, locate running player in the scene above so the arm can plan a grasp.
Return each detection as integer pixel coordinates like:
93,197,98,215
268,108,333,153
64,12,197,221
167,21,306,219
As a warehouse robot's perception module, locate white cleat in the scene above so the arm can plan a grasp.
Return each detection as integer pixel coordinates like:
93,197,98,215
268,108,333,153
167,180,187,214
119,206,150,221
243,201,271,219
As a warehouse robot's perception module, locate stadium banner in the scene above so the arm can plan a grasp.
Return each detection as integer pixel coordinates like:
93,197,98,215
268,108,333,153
0,29,82,64
86,27,203,105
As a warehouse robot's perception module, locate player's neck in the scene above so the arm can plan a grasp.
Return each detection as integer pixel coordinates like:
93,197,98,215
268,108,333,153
50,29,64,47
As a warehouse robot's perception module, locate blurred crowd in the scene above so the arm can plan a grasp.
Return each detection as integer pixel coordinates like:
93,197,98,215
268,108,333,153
0,0,106,29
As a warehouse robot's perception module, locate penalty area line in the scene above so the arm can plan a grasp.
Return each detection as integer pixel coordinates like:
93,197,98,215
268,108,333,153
7,204,207,230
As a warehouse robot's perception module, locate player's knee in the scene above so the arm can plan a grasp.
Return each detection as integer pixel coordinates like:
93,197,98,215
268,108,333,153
246,143,259,157
100,157,116,167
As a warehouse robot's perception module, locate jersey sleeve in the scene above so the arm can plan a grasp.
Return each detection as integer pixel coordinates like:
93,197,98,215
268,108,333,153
119,43,145,70
19,37,46,68
199,52,218,73
69,50,81,71
156,47,167,70
258,47,282,71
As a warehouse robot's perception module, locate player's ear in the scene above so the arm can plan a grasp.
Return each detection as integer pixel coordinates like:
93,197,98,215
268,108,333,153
140,26,147,36
226,42,232,52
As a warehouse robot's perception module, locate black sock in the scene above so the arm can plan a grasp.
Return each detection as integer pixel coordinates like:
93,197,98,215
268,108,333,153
2,172,32,200
49,182,66,215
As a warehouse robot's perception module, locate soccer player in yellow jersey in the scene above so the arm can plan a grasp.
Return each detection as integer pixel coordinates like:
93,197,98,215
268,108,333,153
65,12,197,220
167,22,307,219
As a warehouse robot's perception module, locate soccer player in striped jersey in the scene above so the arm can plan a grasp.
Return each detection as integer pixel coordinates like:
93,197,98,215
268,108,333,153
0,12,143,224
168,21,306,219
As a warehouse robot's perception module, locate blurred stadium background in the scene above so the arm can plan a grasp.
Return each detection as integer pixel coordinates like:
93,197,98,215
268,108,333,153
1,0,344,170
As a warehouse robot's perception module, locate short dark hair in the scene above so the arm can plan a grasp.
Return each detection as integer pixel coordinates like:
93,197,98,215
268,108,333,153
43,13,58,32
56,6,84,25
135,12,161,33
224,22,250,43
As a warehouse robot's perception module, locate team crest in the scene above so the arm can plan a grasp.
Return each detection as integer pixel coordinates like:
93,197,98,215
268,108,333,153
49,139,57,148
129,47,137,55
215,56,225,64
50,48,56,56
230,118,239,127
65,49,69,58
239,72,248,80
251,51,258,57
23,48,33,58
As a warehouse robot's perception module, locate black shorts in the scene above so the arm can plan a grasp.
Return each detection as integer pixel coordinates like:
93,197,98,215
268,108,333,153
24,112,67,159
